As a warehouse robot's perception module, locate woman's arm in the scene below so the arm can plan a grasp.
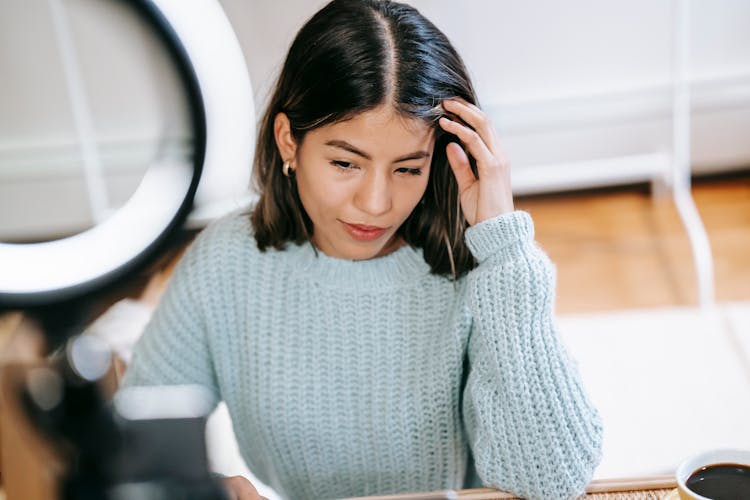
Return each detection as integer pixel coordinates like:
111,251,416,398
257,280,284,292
461,211,603,500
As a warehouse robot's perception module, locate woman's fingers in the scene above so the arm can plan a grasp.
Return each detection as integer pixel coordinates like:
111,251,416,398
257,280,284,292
222,476,266,500
442,98,498,153
445,141,475,195
438,116,499,180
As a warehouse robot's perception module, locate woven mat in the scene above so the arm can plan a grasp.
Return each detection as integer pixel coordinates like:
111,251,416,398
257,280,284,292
462,487,675,499
579,489,673,500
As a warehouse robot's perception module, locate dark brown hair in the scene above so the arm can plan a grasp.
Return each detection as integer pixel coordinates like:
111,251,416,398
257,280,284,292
251,0,479,278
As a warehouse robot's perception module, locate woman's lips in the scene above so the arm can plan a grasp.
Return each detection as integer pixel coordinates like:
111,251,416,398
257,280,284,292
341,221,388,241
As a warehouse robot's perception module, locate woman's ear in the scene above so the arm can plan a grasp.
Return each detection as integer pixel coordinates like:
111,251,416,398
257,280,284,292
273,112,297,161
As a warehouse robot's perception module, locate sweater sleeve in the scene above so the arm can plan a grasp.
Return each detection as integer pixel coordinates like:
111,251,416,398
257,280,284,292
119,226,221,411
460,211,603,500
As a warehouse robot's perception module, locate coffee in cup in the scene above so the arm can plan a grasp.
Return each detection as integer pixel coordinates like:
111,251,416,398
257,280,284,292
676,448,750,500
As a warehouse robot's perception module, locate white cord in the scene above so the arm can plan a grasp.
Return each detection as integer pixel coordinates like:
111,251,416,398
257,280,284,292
47,0,110,224
671,0,715,307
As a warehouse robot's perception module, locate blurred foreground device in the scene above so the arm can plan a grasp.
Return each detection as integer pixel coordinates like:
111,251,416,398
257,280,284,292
19,334,225,500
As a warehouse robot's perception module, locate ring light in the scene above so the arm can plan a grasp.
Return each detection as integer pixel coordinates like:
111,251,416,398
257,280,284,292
0,0,254,308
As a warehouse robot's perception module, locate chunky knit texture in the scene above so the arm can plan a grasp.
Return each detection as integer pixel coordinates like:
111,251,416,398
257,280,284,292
122,209,603,500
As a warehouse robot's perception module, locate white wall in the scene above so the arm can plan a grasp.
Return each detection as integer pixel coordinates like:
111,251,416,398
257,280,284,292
222,0,750,181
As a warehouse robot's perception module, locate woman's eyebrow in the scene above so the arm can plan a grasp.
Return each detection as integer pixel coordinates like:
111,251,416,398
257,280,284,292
393,151,430,163
325,140,371,159
325,140,430,163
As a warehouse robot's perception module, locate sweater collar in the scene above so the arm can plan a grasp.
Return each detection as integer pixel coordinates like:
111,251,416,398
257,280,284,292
286,241,432,289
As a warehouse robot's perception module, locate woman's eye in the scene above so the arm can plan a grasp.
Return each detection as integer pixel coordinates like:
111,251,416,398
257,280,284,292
331,160,356,170
396,167,423,176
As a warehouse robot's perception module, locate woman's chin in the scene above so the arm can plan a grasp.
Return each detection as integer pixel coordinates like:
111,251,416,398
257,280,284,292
333,244,388,261
317,236,401,261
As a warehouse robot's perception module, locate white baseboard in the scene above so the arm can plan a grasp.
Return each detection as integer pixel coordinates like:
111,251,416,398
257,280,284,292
486,71,750,194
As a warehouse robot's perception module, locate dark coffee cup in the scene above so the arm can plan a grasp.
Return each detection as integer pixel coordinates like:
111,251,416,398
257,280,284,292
676,449,750,500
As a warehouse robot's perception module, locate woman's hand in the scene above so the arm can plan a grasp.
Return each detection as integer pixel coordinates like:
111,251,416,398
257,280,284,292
438,98,514,225
222,475,269,500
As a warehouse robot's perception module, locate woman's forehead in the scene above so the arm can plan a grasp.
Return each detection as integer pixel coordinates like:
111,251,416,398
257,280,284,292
308,105,435,154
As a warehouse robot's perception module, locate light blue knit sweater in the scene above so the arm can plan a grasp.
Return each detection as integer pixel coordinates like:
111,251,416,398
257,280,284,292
121,209,603,500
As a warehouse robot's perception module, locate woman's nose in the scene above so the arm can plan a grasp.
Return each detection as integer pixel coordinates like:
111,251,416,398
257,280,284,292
353,171,392,217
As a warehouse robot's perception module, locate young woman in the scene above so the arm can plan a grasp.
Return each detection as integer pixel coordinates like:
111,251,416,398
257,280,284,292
122,1,603,499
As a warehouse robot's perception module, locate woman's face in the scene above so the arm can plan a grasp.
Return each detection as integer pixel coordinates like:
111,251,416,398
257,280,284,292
278,105,434,260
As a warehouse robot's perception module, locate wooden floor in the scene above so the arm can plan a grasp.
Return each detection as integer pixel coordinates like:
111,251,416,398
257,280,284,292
515,172,750,314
